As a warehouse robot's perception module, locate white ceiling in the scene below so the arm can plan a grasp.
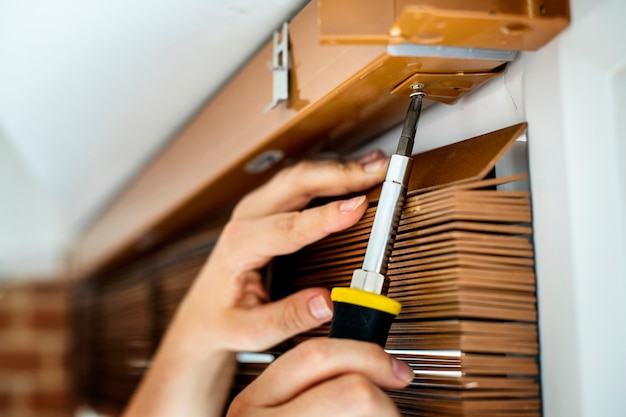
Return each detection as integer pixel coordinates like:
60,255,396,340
0,0,309,278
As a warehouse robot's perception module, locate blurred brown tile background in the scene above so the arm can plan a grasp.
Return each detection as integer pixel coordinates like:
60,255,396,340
0,282,74,417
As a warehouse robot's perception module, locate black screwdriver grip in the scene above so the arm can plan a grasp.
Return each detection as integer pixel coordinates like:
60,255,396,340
328,288,401,347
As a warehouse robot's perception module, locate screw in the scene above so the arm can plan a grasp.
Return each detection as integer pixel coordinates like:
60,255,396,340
410,83,425,98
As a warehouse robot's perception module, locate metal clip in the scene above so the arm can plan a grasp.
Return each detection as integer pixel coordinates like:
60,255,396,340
264,22,289,113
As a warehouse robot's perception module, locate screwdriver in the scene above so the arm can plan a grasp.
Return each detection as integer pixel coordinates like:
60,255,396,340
328,91,424,347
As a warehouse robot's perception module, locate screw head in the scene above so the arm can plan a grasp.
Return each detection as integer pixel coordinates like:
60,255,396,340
411,83,424,90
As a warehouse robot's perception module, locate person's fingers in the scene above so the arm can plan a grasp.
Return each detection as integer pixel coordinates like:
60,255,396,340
216,194,369,272
232,150,388,220
238,338,413,407
223,288,334,351
279,373,400,417
228,373,400,417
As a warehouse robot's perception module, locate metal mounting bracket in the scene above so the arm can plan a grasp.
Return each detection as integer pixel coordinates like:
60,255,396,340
264,22,290,113
387,43,517,62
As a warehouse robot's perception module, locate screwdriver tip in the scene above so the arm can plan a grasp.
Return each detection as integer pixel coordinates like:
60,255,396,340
396,95,423,156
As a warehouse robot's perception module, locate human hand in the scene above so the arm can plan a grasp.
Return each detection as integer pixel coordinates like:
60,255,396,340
227,338,413,417
122,150,390,417
171,150,389,355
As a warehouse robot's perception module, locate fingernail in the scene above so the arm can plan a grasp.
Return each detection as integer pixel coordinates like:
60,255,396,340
339,195,366,213
363,157,388,173
309,295,333,321
392,358,414,384
357,150,384,165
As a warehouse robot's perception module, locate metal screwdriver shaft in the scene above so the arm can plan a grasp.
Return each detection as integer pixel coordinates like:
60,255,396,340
397,93,423,157
329,93,424,346
349,93,423,294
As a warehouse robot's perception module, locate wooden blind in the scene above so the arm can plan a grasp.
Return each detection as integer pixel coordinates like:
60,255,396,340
72,231,218,414
73,123,539,417
269,176,538,416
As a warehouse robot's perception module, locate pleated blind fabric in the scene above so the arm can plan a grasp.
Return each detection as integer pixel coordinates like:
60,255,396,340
73,123,539,417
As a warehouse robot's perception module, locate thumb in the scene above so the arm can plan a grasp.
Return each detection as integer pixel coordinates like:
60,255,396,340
232,288,333,351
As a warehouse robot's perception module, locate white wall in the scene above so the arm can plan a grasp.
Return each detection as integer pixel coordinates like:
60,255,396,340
0,127,71,279
525,0,626,415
